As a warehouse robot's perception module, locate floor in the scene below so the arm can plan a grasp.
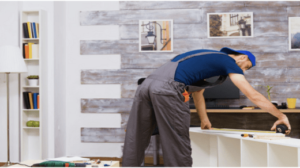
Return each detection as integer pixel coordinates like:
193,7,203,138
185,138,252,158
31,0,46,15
0,156,164,167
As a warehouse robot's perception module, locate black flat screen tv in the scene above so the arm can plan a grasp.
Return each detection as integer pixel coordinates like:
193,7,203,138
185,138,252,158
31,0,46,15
203,76,240,99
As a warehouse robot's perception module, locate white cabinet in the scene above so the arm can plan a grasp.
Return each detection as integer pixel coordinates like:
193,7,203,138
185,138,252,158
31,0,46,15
20,10,46,161
190,128,300,167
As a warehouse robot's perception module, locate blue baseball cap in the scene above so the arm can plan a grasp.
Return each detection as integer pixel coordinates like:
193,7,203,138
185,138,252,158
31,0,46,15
220,47,256,68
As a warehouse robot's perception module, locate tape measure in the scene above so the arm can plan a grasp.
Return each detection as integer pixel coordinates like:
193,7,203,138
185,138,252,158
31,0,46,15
276,124,289,133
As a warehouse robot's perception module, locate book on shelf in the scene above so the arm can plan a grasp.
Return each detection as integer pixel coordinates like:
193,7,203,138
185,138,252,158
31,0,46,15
28,92,33,109
22,43,27,59
33,22,37,38
27,22,32,38
24,44,29,59
32,44,39,59
37,94,40,109
36,23,39,38
22,23,29,39
28,43,32,59
23,92,40,109
23,92,30,109
33,93,38,109
23,43,39,59
23,22,39,38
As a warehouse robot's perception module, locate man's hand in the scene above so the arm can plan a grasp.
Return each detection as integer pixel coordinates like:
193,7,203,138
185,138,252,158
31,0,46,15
271,114,291,135
201,118,212,130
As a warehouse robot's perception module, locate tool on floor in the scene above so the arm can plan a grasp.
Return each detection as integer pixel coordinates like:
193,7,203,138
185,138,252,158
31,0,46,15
32,161,86,167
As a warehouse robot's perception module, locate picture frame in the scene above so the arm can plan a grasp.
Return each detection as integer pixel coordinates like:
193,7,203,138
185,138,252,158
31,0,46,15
139,19,173,52
207,12,254,38
289,17,300,51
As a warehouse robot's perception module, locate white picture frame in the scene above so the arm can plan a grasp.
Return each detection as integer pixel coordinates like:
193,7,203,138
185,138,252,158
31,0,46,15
139,19,173,52
289,17,300,51
207,12,254,38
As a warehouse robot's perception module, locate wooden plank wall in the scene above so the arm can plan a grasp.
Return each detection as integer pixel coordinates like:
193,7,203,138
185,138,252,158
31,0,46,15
79,1,300,158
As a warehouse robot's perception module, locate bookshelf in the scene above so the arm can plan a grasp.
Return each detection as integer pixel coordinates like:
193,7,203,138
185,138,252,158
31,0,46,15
20,10,45,161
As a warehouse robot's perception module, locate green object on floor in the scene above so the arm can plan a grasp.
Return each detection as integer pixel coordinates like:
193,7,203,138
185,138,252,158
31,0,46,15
32,161,76,167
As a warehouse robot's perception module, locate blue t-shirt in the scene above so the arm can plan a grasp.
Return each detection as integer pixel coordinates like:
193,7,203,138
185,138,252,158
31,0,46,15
172,49,244,85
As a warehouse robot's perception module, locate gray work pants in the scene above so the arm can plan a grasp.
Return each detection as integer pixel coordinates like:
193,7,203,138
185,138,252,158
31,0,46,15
122,75,192,167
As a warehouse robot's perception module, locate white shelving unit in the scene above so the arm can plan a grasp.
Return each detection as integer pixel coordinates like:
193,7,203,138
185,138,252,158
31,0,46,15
20,10,46,161
190,128,300,167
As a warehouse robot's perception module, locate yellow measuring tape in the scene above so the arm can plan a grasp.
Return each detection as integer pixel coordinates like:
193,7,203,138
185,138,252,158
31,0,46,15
212,128,276,133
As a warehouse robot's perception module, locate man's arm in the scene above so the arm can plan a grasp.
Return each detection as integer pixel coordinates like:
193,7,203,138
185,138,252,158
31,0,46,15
229,73,291,135
192,89,212,129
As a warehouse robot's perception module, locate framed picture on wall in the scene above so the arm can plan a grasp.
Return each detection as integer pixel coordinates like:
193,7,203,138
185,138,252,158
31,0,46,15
139,20,173,52
289,17,300,51
207,12,254,38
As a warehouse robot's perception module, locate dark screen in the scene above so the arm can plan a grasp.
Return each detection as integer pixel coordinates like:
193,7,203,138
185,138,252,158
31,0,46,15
203,76,240,99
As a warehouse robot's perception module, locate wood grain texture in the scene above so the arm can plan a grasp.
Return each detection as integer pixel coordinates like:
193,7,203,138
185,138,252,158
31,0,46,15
120,24,205,40
121,53,177,69
202,7,287,23
201,37,288,53
121,82,139,98
254,22,288,37
190,113,300,138
120,1,201,9
121,113,130,128
81,98,133,113
81,39,203,55
200,1,246,8
80,9,201,25
254,52,300,68
247,83,300,98
244,68,300,83
81,37,288,55
120,22,287,40
245,1,300,7
80,40,138,55
81,69,155,84
287,7,300,17
81,128,126,143
120,1,245,10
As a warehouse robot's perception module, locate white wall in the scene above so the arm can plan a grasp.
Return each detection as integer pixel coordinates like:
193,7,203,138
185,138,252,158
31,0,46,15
65,1,123,157
0,1,22,163
53,1,67,158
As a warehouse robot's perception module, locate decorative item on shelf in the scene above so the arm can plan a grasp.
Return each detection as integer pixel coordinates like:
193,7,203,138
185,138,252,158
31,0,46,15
26,120,40,127
27,75,39,86
287,98,297,109
271,101,278,107
263,85,273,101
281,102,287,109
